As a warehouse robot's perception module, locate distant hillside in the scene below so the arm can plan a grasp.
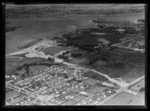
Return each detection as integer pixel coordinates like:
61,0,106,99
5,4,145,19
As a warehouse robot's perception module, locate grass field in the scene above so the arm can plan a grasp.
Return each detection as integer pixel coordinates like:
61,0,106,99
17,38,42,49
63,45,145,83
6,57,44,74
102,91,145,105
42,46,73,56
129,78,145,91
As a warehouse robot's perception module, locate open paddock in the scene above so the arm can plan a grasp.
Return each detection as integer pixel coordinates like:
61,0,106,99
102,91,145,105
42,46,73,56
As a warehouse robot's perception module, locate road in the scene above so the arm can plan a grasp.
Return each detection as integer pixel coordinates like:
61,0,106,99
111,39,144,53
99,76,144,105
5,40,136,87
6,40,145,105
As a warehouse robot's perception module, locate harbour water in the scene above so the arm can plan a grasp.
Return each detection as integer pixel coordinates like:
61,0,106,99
6,11,145,54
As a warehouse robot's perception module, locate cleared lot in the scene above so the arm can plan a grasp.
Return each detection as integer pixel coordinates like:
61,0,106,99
102,91,145,105
42,46,73,56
